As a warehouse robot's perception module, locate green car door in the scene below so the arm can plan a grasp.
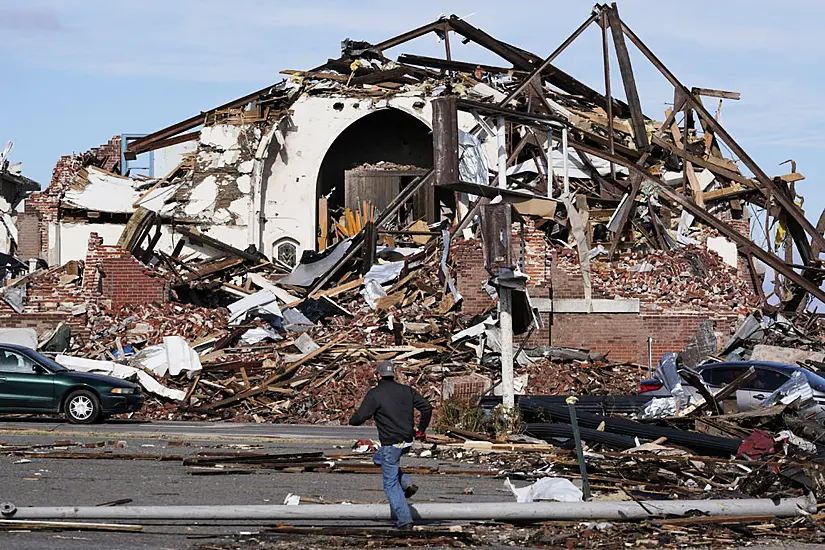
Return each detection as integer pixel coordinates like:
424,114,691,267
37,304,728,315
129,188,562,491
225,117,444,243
0,349,55,411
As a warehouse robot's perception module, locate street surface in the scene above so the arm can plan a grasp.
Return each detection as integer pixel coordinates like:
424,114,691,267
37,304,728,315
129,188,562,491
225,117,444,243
0,417,820,549
0,417,504,549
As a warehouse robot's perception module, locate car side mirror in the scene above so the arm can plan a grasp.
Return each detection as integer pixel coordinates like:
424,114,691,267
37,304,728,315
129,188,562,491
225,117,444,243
33,364,47,375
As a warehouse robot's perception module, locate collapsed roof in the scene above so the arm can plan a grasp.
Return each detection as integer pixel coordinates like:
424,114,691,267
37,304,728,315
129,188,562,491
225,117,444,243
92,4,823,313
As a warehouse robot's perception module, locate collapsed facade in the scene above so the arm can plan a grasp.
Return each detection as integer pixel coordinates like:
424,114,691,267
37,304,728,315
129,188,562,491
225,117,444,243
3,4,823,367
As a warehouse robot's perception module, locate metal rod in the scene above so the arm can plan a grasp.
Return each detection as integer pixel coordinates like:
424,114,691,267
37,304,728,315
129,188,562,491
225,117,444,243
499,287,515,411
565,396,591,501
2,497,814,521
562,128,569,196
546,128,554,198
497,116,507,189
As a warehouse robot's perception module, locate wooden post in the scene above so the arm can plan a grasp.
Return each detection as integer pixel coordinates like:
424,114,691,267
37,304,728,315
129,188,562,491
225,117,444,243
432,97,458,223
318,197,328,251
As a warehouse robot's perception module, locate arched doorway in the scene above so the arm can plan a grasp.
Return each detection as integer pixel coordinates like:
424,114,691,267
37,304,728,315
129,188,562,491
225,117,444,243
316,108,434,241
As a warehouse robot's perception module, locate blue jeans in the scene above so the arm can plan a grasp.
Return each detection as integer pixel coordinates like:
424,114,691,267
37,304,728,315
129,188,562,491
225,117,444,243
373,445,413,527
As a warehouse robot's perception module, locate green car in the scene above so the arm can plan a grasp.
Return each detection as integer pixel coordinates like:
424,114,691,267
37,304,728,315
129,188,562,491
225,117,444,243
0,344,144,424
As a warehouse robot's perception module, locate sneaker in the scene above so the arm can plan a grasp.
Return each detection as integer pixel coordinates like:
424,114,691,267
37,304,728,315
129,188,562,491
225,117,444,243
404,484,419,498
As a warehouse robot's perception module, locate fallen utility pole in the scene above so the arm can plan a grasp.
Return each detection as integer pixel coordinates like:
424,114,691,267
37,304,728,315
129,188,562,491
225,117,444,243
0,497,814,521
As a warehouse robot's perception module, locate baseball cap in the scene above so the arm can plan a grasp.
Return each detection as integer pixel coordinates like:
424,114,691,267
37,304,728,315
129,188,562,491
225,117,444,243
376,360,394,377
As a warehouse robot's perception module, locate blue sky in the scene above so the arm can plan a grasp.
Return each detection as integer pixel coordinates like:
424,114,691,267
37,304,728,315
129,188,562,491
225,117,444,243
2,0,824,252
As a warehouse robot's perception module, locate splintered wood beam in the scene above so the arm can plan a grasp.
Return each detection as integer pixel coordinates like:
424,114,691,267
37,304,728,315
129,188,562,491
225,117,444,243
691,87,741,100
603,101,686,259
650,134,755,189
606,4,648,151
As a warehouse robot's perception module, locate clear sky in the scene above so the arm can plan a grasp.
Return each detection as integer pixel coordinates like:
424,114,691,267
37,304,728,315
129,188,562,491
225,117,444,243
1,0,823,253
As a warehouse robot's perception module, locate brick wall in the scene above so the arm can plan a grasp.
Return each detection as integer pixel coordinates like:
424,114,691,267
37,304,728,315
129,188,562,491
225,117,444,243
84,233,168,308
546,312,738,364
451,222,748,364
14,201,41,260
0,232,167,338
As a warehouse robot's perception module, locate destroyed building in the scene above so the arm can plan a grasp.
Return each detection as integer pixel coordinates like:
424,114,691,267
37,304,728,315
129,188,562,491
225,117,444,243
3,3,824,375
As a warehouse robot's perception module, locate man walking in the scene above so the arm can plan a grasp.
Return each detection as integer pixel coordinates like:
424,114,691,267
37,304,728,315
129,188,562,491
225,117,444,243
349,360,432,530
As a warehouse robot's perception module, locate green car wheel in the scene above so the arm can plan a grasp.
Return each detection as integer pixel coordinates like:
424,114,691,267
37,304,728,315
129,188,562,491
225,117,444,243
64,390,100,424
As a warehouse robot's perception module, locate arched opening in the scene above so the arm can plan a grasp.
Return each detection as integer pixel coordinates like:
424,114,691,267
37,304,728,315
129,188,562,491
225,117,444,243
316,108,435,241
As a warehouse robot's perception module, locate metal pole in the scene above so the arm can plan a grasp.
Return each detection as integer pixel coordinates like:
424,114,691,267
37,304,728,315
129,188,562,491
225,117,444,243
1,497,814,521
562,127,569,197
546,128,554,198
565,396,591,501
499,286,515,411
497,116,507,189
647,336,653,376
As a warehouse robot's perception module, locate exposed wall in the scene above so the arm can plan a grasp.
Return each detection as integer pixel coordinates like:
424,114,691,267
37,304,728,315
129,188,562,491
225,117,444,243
57,223,125,265
14,201,40,261
0,233,169,337
255,94,487,259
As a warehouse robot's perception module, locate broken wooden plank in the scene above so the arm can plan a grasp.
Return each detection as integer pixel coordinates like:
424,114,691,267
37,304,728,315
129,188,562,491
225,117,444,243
690,87,741,101
0,520,143,532
198,332,352,411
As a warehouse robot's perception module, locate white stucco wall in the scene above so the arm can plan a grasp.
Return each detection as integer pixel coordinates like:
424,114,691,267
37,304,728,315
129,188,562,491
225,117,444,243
255,94,485,259
57,223,126,265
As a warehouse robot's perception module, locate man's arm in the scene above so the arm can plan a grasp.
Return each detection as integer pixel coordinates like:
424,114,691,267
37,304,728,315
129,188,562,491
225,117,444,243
349,392,377,426
412,390,433,432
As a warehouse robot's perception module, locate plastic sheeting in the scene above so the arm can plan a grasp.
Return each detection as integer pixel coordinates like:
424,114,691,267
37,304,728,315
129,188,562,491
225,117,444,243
458,130,489,186
278,239,353,288
653,353,690,406
504,477,583,503
55,355,186,401
227,290,283,325
132,336,202,378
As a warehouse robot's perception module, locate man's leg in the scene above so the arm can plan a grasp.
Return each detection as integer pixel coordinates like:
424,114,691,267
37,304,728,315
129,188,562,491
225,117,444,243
375,446,413,527
398,448,416,497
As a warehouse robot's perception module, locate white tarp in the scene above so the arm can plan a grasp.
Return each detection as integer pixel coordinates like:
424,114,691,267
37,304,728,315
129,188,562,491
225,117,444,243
55,354,186,401
364,261,405,287
227,289,283,325
504,477,582,503
132,336,202,378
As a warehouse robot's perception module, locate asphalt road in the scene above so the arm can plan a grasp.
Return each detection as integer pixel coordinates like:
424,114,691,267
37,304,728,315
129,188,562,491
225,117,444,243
1,419,821,550
0,416,378,441
0,418,503,549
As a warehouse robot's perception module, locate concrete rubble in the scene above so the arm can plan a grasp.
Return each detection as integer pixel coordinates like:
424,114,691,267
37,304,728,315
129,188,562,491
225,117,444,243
4,3,825,547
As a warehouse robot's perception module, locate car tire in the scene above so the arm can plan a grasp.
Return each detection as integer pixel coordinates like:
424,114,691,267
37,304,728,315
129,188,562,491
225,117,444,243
64,390,101,424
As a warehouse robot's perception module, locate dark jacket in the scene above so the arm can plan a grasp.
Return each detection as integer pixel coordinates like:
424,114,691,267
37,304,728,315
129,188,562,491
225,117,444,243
349,378,432,445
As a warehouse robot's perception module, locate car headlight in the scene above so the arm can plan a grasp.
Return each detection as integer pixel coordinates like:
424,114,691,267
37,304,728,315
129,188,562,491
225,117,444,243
111,387,135,395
